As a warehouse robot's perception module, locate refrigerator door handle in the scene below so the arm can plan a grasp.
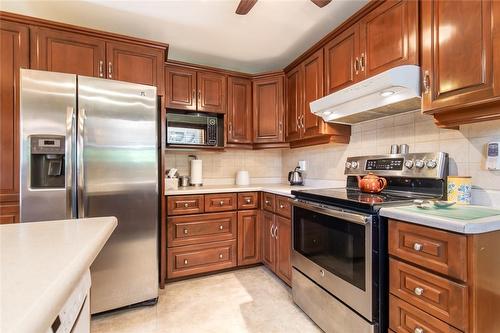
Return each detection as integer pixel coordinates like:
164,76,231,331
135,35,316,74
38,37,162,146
66,106,77,218
77,108,86,218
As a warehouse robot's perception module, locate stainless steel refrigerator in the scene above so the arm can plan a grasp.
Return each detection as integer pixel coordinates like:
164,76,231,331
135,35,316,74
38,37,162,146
19,69,159,314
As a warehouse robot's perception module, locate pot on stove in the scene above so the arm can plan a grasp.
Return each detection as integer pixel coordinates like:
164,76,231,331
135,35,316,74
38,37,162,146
357,172,387,194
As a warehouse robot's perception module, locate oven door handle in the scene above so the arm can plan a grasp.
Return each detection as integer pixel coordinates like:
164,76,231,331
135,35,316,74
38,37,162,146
292,199,372,225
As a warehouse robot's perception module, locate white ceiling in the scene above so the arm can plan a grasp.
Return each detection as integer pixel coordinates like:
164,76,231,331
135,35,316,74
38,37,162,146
1,0,369,73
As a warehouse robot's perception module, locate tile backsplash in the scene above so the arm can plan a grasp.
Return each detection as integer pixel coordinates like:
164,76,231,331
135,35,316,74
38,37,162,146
282,110,500,191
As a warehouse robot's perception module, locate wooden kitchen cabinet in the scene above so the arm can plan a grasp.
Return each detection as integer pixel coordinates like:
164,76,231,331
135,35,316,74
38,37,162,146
1,20,28,214
285,66,302,142
275,216,292,285
302,49,325,138
261,210,276,269
30,26,106,77
165,64,226,113
252,74,285,143
358,0,418,78
106,41,164,91
227,76,253,144
421,0,500,127
237,210,261,266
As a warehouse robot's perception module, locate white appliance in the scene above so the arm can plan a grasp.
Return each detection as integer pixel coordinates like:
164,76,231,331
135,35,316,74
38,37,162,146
310,65,421,124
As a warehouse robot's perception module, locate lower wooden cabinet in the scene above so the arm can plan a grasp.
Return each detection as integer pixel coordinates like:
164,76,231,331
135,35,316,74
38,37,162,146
237,210,261,266
167,240,237,279
0,203,19,224
262,210,276,269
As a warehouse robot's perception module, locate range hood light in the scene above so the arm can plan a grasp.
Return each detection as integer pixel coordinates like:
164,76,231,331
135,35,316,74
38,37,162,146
323,111,332,116
380,90,395,97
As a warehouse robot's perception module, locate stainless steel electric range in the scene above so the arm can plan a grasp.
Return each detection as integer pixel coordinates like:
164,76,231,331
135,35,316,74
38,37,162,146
290,152,449,333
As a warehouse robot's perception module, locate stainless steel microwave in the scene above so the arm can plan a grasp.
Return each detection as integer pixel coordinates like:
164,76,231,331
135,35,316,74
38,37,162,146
166,112,220,146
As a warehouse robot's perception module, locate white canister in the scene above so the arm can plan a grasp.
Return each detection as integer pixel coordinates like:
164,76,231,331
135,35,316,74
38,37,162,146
236,170,250,186
190,159,203,186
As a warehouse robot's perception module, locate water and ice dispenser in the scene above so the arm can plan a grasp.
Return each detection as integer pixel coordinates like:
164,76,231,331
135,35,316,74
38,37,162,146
30,135,65,188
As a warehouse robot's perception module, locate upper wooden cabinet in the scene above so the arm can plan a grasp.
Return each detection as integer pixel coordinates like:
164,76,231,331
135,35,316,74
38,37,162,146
421,0,500,127
358,0,418,78
30,26,166,94
31,27,106,77
252,74,285,143
1,20,28,206
285,66,302,142
165,64,226,114
106,41,164,92
302,49,325,138
227,76,252,144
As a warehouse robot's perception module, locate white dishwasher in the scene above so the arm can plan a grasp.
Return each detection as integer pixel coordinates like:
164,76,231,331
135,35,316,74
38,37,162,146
47,270,91,333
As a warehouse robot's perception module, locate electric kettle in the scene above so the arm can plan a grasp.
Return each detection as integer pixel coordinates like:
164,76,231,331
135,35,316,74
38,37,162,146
288,166,304,186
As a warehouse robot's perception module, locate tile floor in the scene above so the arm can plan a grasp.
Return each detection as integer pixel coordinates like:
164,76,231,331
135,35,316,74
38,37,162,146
91,266,322,333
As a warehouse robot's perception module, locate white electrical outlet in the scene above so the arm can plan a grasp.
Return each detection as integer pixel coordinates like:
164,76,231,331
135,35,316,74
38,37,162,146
298,160,307,171
487,142,500,170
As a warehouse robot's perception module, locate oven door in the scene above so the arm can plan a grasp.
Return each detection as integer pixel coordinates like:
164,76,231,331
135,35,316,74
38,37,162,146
292,199,373,321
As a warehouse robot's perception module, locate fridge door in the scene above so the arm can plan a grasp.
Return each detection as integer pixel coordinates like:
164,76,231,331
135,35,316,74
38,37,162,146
20,69,77,222
77,76,158,313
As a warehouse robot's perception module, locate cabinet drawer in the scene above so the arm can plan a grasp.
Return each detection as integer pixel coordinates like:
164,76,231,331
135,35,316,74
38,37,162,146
167,240,237,279
167,195,204,215
204,193,237,212
388,220,467,281
274,195,291,218
262,192,275,212
389,295,462,333
167,212,237,247
238,192,259,209
390,258,468,330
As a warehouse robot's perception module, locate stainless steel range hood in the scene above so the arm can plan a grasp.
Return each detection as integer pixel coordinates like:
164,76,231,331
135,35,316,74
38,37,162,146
310,65,421,124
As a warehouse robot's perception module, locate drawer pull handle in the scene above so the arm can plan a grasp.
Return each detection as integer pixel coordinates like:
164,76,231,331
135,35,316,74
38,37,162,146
413,243,423,251
184,203,189,208
245,198,251,204
219,200,224,206
183,228,188,234
184,259,188,265
219,225,223,230
265,200,270,205
279,204,284,209
219,254,223,259
414,328,424,333
414,287,424,296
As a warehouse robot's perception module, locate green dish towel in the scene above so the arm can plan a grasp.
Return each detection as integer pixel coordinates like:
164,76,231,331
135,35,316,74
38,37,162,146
399,205,500,220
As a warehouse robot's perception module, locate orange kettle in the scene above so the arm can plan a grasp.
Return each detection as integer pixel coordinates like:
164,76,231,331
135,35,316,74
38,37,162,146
356,173,388,194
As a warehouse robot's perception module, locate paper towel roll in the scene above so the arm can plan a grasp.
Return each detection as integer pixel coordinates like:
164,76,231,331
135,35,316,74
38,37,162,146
190,159,203,186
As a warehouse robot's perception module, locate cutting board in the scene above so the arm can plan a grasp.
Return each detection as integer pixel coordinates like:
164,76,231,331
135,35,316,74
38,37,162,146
399,205,500,220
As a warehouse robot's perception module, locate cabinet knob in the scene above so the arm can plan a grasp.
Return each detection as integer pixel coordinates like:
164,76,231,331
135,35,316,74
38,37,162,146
219,254,223,259
219,225,223,230
184,203,189,208
413,243,423,251
183,228,188,234
108,61,112,79
414,328,424,333
279,204,284,209
319,269,325,277
219,200,224,206
265,200,270,205
423,70,430,94
184,259,188,265
414,287,424,296
98,60,104,78
245,198,251,204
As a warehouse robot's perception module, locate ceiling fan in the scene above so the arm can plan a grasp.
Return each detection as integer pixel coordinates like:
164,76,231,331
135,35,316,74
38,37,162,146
236,0,332,15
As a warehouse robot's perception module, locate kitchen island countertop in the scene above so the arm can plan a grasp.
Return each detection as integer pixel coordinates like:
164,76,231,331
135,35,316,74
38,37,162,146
0,217,117,333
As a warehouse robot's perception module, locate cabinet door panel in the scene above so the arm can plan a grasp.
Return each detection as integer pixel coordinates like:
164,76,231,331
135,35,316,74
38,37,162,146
324,25,360,94
197,71,226,113
0,203,19,224
106,41,163,91
165,65,197,110
303,49,325,138
422,0,494,111
31,27,105,77
237,210,261,266
276,216,291,285
1,21,28,203
261,211,276,270
227,76,252,143
359,0,418,77
253,75,284,143
285,66,302,142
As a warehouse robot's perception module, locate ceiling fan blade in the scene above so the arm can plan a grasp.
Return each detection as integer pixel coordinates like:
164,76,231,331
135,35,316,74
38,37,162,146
236,0,258,15
311,0,332,8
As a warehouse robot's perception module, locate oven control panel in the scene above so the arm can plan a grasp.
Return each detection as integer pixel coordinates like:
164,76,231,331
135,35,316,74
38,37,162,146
344,152,448,179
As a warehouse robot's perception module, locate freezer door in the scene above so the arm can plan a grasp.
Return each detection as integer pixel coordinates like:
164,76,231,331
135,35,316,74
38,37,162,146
77,76,159,313
19,69,77,222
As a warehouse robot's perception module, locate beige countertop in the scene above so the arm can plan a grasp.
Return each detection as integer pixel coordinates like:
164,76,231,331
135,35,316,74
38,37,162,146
165,183,318,197
380,205,500,234
0,217,117,333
